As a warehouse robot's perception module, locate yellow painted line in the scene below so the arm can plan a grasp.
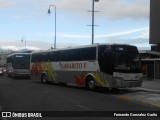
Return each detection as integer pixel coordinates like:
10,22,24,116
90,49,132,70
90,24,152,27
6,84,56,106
112,94,134,101
138,100,160,108
112,94,160,108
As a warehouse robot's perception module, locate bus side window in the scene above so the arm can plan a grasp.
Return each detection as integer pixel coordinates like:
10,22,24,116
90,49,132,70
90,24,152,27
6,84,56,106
40,53,49,62
50,52,54,61
87,47,96,60
50,51,59,62
59,51,67,61
80,47,96,61
31,54,38,62
67,49,78,61
69,49,81,61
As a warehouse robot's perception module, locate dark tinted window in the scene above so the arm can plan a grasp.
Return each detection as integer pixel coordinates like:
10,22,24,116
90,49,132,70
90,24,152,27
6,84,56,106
13,54,30,69
49,47,96,62
32,47,96,62
80,47,96,60
32,54,39,62
41,53,49,62
98,45,114,75
32,52,49,62
50,51,59,61
64,47,96,61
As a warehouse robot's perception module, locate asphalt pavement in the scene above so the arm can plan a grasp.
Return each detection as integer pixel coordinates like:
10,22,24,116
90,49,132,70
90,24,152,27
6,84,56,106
0,76,160,119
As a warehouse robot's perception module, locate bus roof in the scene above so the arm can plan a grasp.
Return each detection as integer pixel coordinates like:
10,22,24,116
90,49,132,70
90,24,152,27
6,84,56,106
31,43,136,54
7,53,31,58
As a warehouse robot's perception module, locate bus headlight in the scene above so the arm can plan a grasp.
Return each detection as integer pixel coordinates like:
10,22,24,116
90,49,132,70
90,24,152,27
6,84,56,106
114,77,123,87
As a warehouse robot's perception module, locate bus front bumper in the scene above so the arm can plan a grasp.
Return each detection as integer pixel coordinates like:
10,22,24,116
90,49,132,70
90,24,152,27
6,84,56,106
112,78,143,88
13,70,30,77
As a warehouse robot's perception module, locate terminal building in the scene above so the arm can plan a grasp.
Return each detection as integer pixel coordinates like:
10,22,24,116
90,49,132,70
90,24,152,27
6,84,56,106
141,0,160,80
140,50,160,80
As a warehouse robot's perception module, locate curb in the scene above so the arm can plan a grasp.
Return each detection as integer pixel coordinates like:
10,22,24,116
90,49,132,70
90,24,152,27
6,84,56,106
138,88,160,94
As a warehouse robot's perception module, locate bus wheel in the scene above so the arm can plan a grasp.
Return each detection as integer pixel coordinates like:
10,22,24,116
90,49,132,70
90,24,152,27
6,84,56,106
41,74,47,84
85,77,96,90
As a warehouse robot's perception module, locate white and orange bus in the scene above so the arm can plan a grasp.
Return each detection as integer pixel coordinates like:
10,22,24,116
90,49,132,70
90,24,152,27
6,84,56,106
30,44,143,90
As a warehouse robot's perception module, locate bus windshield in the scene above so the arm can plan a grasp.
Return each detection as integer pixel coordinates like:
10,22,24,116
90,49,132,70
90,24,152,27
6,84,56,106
98,45,141,75
13,55,30,69
113,45,141,73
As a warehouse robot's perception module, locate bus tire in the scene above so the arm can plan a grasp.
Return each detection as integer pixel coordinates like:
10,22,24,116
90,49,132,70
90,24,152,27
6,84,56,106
41,74,48,84
85,76,96,90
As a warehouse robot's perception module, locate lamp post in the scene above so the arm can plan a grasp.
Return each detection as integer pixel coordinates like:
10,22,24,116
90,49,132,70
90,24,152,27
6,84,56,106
48,5,57,49
92,0,99,44
21,37,26,51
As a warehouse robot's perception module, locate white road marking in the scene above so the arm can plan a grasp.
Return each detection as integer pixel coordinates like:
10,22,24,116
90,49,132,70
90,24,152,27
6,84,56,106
76,105,90,110
147,97,160,101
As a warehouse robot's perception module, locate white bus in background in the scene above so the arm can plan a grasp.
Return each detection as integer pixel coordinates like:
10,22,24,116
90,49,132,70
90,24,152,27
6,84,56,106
6,53,31,78
30,44,143,90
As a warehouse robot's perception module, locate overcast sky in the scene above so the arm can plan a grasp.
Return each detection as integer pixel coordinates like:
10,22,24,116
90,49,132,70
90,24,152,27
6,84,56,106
0,0,150,50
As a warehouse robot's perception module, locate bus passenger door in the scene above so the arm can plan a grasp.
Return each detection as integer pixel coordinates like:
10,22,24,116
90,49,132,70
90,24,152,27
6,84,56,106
98,46,114,75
